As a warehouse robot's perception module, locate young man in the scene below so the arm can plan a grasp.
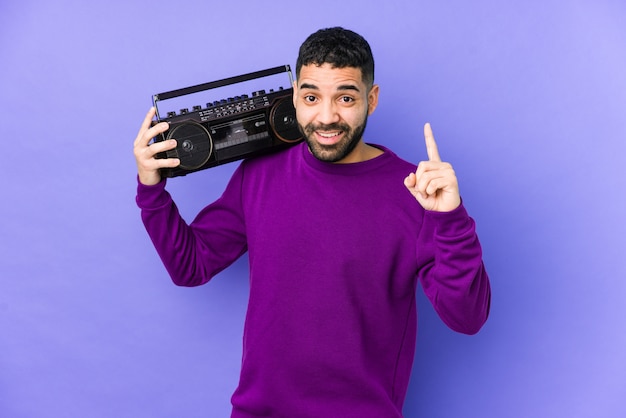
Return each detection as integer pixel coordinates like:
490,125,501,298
134,27,491,417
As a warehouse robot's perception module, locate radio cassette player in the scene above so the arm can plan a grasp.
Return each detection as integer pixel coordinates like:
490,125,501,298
152,65,303,177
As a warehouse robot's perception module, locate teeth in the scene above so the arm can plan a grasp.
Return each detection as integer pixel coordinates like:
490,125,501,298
318,132,340,138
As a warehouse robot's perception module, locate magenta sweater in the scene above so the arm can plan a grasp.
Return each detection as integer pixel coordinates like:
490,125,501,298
136,142,491,417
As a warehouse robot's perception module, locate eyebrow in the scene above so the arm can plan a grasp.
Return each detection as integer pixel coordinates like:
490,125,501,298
299,83,361,93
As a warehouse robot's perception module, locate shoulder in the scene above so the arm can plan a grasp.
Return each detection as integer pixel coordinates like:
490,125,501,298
369,144,417,173
237,142,304,182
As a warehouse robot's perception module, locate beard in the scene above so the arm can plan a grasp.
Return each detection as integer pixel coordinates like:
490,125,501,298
299,115,369,163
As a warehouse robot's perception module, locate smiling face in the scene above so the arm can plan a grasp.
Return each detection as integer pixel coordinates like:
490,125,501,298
293,63,380,163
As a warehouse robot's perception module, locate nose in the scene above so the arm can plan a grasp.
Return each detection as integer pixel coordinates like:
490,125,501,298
316,100,340,125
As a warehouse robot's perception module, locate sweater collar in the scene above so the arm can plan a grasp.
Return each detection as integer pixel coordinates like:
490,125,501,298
300,142,394,175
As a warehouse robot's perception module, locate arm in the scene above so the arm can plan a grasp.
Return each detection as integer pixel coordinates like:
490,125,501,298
134,108,247,286
405,123,491,334
418,204,491,334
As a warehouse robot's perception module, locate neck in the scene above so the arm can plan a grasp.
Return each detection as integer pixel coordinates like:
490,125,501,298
333,141,383,164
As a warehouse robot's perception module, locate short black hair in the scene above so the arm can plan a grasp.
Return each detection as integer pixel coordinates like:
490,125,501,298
295,27,375,87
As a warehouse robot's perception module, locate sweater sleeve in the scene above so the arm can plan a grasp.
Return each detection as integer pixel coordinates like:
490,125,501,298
135,166,248,287
417,203,491,335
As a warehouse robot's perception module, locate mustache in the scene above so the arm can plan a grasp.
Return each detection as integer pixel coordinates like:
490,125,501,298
303,122,350,133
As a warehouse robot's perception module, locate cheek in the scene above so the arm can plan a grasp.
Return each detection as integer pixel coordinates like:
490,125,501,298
342,108,368,127
295,105,313,126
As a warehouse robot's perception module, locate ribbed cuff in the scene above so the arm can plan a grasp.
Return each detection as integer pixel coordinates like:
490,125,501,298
135,176,171,210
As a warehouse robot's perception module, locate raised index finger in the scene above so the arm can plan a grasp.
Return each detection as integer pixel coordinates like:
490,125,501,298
424,122,441,162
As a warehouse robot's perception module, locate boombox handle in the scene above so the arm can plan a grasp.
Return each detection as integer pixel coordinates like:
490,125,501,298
152,65,294,120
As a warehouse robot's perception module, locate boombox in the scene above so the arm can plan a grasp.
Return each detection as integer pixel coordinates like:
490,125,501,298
152,65,303,177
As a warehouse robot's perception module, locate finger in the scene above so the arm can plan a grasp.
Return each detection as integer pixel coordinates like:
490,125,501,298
144,138,178,159
136,142,180,170
404,173,425,200
424,123,441,162
141,107,156,132
404,172,417,188
413,160,438,184
134,108,170,148
143,154,180,170
135,122,170,153
415,171,437,197
134,108,156,146
424,176,447,197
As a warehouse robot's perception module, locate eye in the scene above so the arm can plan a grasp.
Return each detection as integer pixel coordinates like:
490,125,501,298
339,96,355,103
303,95,317,103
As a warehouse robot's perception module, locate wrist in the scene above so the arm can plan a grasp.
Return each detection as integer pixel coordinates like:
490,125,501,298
138,170,162,186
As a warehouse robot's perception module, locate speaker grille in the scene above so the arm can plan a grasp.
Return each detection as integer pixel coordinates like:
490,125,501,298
270,97,302,143
167,122,213,170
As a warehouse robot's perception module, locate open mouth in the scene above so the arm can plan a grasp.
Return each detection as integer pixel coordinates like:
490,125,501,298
317,131,341,138
315,130,343,144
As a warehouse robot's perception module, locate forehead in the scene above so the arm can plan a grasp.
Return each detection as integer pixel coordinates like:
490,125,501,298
297,63,365,90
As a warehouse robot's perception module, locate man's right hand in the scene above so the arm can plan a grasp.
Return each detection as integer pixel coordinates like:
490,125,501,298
133,107,180,186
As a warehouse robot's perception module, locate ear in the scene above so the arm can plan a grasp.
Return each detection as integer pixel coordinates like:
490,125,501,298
367,84,380,115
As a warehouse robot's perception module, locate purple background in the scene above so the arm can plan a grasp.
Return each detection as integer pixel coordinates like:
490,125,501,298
2,1,625,417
